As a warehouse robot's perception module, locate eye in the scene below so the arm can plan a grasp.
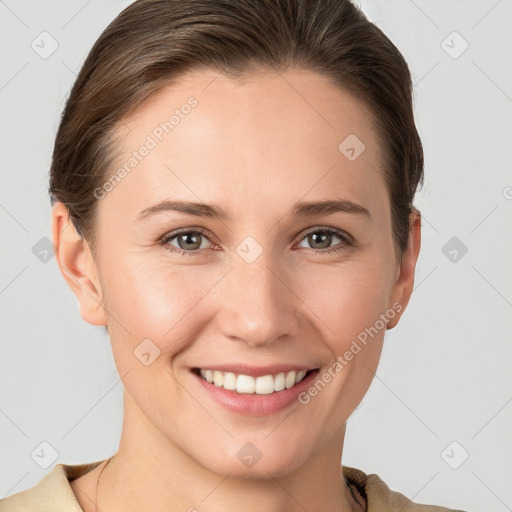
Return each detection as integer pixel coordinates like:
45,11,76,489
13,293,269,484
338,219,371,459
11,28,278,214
160,228,214,256
159,226,353,256
296,227,352,254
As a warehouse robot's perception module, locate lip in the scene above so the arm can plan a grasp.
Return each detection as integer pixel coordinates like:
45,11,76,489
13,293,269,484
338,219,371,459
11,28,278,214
190,367,320,416
191,364,316,378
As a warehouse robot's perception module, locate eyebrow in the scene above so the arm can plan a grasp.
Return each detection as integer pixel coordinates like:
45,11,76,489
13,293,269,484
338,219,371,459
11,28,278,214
137,198,371,222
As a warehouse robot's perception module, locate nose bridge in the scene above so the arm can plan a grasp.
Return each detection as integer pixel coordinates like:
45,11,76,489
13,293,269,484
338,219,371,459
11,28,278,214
217,246,297,346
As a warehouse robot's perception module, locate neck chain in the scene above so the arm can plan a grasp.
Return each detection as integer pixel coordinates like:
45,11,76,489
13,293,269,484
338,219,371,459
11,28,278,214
344,476,363,509
95,456,113,512
95,457,361,512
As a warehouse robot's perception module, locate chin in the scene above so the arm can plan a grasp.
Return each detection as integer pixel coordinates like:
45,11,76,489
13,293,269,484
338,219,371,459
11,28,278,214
197,439,310,479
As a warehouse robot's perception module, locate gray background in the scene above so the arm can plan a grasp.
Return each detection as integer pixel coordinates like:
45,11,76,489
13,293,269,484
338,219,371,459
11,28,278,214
1,1,511,511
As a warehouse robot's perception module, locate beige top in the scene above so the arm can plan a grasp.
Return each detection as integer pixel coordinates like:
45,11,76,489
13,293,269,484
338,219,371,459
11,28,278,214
0,460,466,511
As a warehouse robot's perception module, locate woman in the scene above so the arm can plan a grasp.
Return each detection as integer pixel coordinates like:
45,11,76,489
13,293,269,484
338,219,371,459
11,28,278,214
0,0,467,510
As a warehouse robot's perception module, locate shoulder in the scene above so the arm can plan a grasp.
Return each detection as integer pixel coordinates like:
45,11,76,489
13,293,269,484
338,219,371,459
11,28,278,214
342,465,468,512
0,460,104,512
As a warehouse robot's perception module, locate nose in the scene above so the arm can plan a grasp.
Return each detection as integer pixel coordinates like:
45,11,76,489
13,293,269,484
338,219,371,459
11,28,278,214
215,252,300,348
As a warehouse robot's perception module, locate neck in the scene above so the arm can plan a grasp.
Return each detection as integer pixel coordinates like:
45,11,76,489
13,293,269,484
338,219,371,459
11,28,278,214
98,390,359,512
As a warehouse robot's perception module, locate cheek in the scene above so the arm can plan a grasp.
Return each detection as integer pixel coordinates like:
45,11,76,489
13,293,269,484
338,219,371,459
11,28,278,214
295,264,391,421
301,259,393,347
100,256,225,355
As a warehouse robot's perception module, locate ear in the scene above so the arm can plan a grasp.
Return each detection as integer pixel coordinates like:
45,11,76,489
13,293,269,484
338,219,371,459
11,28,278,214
386,208,421,329
51,202,108,326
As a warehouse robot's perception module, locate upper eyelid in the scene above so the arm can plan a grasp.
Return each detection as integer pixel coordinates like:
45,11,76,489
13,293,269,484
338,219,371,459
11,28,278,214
299,226,350,239
161,227,215,243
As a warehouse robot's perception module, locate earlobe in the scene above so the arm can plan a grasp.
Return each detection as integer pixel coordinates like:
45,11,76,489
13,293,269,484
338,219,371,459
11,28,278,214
386,209,422,330
51,202,108,327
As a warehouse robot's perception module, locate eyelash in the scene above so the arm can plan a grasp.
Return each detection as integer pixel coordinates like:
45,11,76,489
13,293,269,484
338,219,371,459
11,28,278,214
159,227,353,257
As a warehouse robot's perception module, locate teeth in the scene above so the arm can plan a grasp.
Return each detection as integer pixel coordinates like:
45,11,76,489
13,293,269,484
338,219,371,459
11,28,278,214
296,370,306,383
274,372,286,391
285,371,296,389
223,372,237,390
255,375,274,395
237,374,255,393
213,370,223,387
198,368,310,394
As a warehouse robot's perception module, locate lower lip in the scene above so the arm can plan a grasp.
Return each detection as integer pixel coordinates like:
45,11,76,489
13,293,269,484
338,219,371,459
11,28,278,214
191,369,320,416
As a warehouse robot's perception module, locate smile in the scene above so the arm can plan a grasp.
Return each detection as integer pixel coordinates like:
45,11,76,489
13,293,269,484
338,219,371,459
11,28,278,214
194,368,314,394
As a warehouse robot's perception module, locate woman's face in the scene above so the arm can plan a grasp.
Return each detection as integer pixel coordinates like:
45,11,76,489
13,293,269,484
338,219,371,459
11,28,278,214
57,68,420,477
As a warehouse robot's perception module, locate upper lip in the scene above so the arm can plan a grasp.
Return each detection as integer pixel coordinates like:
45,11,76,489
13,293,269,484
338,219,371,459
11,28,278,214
192,364,318,378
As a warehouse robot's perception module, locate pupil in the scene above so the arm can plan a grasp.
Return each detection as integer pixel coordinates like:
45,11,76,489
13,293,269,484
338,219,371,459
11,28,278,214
311,232,330,249
180,233,200,250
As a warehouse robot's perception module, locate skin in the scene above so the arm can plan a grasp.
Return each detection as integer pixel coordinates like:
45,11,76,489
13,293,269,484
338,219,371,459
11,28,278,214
53,68,421,512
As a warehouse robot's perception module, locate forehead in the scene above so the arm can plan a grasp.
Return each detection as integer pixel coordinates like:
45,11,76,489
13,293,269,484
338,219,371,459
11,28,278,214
103,68,387,222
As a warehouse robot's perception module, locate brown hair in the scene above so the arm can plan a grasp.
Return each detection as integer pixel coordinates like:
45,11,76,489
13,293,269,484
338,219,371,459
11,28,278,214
49,0,423,265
